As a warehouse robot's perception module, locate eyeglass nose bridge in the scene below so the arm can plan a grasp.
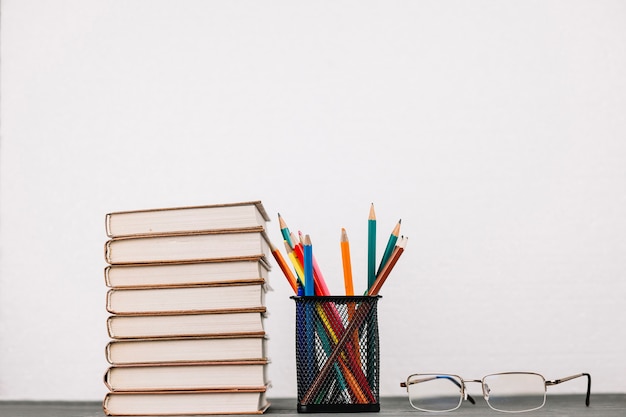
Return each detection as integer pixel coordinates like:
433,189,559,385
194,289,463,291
450,378,482,405
462,379,485,403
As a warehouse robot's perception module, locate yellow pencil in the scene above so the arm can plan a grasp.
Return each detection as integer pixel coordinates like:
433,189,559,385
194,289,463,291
284,240,305,287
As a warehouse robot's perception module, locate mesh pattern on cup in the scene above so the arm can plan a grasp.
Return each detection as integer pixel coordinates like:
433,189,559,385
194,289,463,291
293,296,380,407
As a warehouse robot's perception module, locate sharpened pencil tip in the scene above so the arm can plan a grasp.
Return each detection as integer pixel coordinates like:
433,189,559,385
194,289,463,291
369,203,376,219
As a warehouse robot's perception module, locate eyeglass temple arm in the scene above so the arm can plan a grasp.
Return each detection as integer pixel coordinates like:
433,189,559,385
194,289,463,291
400,376,476,405
545,373,591,406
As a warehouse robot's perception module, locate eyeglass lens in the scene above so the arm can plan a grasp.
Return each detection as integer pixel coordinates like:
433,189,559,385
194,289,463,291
483,373,546,412
407,374,464,412
407,373,547,413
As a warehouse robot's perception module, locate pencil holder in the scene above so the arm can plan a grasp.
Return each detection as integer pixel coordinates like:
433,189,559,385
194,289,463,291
292,295,381,413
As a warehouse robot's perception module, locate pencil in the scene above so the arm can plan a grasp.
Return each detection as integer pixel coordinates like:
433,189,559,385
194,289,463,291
269,241,298,294
278,213,294,249
367,203,377,290
340,228,354,296
284,240,305,287
290,231,300,247
303,234,314,296
376,219,401,277
368,236,407,296
341,227,361,375
298,230,331,296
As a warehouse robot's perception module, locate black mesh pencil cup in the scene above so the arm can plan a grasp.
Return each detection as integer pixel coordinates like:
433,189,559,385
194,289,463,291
292,296,381,413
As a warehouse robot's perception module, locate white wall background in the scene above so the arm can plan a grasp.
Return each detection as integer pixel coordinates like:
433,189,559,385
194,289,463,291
2,0,625,401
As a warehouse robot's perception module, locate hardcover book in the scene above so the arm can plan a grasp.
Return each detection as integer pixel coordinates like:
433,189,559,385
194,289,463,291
105,201,270,238
104,230,270,265
105,335,268,365
104,258,270,288
103,388,270,416
106,282,267,315
107,309,267,339
104,360,270,391
103,200,272,415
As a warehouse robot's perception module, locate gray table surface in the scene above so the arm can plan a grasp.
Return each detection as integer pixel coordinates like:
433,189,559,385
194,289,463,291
0,395,624,417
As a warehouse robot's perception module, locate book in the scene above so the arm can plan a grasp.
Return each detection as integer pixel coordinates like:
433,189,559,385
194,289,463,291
105,335,268,365
104,258,270,288
103,201,272,415
105,201,270,238
104,360,270,392
106,282,267,315
104,230,270,265
103,388,270,416
107,309,266,339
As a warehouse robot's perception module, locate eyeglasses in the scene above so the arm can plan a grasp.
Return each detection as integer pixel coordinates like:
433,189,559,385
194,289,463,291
400,372,591,413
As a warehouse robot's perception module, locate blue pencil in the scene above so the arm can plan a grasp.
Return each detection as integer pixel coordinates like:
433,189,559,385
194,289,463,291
303,235,314,296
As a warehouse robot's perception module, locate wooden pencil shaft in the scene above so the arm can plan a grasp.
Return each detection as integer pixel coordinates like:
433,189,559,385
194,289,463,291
367,204,376,289
270,243,298,294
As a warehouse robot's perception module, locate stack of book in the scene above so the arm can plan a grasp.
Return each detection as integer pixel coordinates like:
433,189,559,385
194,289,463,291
102,201,272,416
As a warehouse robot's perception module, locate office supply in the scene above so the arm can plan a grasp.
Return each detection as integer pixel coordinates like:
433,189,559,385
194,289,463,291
340,228,354,296
303,235,314,296
300,299,377,407
284,241,305,286
269,241,298,294
298,230,332,296
368,204,376,290
272,207,407,413
106,201,269,238
376,219,400,277
368,236,407,296
294,296,380,412
278,213,293,248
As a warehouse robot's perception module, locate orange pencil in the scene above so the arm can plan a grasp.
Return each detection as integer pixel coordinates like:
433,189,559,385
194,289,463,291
269,241,298,294
340,228,354,296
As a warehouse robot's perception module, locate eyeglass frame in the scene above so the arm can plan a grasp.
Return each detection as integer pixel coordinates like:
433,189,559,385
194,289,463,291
400,371,591,413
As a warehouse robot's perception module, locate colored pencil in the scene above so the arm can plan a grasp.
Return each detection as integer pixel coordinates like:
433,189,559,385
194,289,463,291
376,219,401,277
368,236,407,296
284,240,305,287
303,234,314,296
341,227,361,373
278,213,294,248
340,228,354,296
297,230,331,296
367,203,376,290
270,241,298,294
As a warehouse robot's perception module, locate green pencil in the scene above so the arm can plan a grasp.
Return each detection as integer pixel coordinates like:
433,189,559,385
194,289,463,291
367,203,376,291
376,219,401,277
